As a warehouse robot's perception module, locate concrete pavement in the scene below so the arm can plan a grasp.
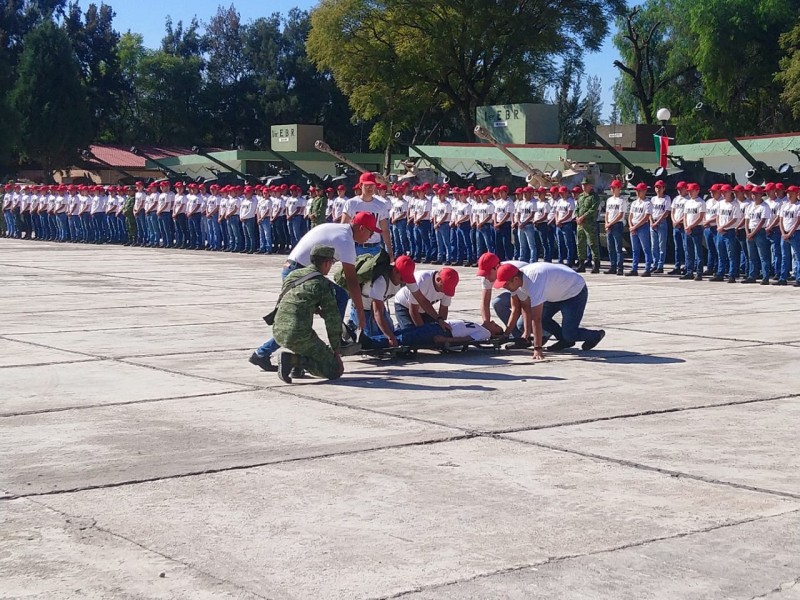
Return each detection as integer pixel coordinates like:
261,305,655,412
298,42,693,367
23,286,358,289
1,239,798,599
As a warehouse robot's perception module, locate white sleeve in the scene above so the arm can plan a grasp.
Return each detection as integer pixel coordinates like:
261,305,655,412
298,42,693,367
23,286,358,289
369,277,388,301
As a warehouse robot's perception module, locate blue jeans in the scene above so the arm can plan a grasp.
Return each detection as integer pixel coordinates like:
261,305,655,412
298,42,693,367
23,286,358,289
435,225,451,262
241,217,257,252
542,285,601,346
703,226,718,272
650,221,668,269
511,227,520,260
174,213,189,247
491,291,522,337
494,222,513,261
395,304,439,330
93,213,107,242
555,222,576,266
158,213,173,247
716,229,740,278
519,224,538,262
767,228,782,277
188,214,202,248
135,212,147,245
227,215,243,251
630,225,652,272
478,223,496,255
414,220,432,260
258,219,272,252
747,229,771,279
607,221,624,270
685,225,704,275
255,262,350,358
289,214,305,247
781,232,800,281
391,219,407,257
673,224,686,268
453,222,474,264
535,223,551,261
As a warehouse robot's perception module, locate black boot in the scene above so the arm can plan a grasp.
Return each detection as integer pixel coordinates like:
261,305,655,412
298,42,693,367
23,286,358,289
575,263,586,273
591,259,600,274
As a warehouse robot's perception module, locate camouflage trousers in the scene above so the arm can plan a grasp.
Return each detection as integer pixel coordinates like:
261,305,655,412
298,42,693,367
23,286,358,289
282,333,342,380
577,225,599,262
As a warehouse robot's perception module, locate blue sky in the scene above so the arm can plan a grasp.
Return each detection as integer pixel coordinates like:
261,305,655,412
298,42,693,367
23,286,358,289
108,0,635,121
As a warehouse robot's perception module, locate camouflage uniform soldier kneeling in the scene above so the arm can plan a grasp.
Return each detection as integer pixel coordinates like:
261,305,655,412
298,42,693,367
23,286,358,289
273,245,345,384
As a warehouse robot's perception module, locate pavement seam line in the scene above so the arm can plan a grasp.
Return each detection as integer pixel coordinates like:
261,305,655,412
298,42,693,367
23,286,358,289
751,575,800,599
0,388,255,418
487,391,800,435
22,497,274,600
370,507,800,600
2,433,476,500
496,436,800,500
2,318,254,336
0,357,102,370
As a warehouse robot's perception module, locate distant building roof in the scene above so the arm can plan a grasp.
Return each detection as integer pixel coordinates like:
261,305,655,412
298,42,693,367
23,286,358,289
85,145,222,170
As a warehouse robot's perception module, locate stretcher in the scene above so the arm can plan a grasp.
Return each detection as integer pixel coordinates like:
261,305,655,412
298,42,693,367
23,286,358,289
359,335,510,360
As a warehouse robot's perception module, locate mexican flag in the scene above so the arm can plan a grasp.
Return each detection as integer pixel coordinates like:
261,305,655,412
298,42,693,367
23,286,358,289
653,134,669,169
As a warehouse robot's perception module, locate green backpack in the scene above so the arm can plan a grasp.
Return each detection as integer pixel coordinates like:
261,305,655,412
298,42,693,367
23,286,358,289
334,249,392,294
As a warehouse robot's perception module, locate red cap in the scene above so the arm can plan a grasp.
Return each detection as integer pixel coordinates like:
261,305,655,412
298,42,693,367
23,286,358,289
764,182,775,191
751,185,764,194
676,181,687,189
549,186,559,194
635,183,648,191
775,182,785,191
352,211,381,233
710,184,720,192
733,184,745,192
325,187,334,193
610,180,622,188
244,186,254,193
687,183,700,191
493,263,521,288
337,185,346,191
720,184,733,192
438,267,459,296
174,181,184,188
654,180,665,187
572,186,581,193
786,185,799,193
358,172,377,185
476,252,500,277
744,184,753,191
393,256,416,285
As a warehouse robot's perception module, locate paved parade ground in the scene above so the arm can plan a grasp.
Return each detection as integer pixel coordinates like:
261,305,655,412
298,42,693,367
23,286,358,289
2,239,800,600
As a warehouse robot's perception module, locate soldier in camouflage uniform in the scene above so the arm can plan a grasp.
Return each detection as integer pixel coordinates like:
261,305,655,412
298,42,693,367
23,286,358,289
575,178,601,274
274,245,344,383
123,185,137,244
309,187,328,228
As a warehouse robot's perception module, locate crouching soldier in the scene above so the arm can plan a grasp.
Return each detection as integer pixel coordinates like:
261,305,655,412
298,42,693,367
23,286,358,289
273,245,345,384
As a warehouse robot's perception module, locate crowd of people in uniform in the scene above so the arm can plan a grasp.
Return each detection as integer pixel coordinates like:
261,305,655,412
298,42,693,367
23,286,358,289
3,173,800,286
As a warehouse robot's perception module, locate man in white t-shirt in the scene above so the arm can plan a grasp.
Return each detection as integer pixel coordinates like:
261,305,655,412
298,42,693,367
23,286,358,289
394,268,459,330
475,252,528,345
681,183,706,280
627,183,653,276
649,180,672,273
342,172,393,260
669,181,688,275
603,180,628,275
779,185,800,286
713,184,743,282
493,262,605,360
249,212,380,371
742,186,772,285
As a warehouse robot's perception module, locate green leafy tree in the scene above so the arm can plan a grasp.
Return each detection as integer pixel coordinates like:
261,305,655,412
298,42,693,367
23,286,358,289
307,0,625,147
10,19,90,179
777,20,800,119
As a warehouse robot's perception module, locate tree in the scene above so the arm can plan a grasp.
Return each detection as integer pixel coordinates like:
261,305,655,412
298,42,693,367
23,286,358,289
553,59,585,145
307,0,625,147
778,20,800,119
11,19,90,179
64,2,125,141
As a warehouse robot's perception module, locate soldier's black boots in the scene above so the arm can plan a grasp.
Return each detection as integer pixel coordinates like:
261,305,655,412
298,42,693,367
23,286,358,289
591,260,600,274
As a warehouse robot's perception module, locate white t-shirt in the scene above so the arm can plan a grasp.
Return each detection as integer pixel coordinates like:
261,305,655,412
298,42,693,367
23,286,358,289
716,200,743,229
173,194,187,215
473,202,494,224
512,263,586,306
683,197,706,227
394,269,452,309
555,197,575,222
516,199,534,224
605,196,628,222
705,197,719,223
240,196,257,219
288,223,356,266
629,198,652,227
736,199,751,229
493,198,513,222
533,199,549,223
650,195,672,221
452,200,472,223
481,260,527,290
432,198,451,223
780,202,799,231
363,276,419,304
672,195,686,221
446,320,491,341
270,196,285,218
343,196,389,244
746,202,772,230
390,196,407,221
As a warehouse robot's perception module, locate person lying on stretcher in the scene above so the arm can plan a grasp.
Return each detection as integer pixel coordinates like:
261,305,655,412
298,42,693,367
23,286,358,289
359,320,505,350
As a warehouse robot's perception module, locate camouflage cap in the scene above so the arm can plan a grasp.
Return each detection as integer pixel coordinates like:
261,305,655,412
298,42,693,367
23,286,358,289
309,245,336,261
580,177,593,185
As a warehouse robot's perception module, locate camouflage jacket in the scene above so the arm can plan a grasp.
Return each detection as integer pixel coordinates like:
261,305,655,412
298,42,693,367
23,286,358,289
272,266,340,350
575,192,600,224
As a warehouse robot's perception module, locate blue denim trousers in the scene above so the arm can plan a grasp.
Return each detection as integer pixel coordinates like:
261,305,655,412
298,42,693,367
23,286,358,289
747,229,771,279
555,222,576,265
781,232,800,281
673,224,686,268
630,225,652,272
435,225,452,261
716,229,739,278
607,221,624,270
650,220,668,269
685,225,704,275
391,219,407,257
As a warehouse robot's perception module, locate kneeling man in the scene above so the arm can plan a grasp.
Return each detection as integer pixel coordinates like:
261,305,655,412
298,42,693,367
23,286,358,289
493,263,605,360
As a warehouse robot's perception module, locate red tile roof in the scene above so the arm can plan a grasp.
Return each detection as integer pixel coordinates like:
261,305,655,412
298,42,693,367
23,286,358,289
85,145,212,169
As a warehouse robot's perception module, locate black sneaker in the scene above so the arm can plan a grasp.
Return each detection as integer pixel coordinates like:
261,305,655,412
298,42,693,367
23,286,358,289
653,267,664,274
616,270,624,276
604,268,617,275
624,270,638,277
760,278,770,285
710,275,723,282
641,270,651,277
277,352,294,383
680,273,694,280
776,279,787,286
582,330,605,351
694,274,703,281
727,277,736,283
667,267,682,275
547,340,575,352
506,338,532,350
248,352,277,372
741,278,756,284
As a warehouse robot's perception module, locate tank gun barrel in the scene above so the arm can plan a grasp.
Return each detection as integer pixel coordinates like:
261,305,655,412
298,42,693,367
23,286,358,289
577,119,653,185
253,138,324,186
130,147,184,180
191,147,257,184
394,133,467,186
